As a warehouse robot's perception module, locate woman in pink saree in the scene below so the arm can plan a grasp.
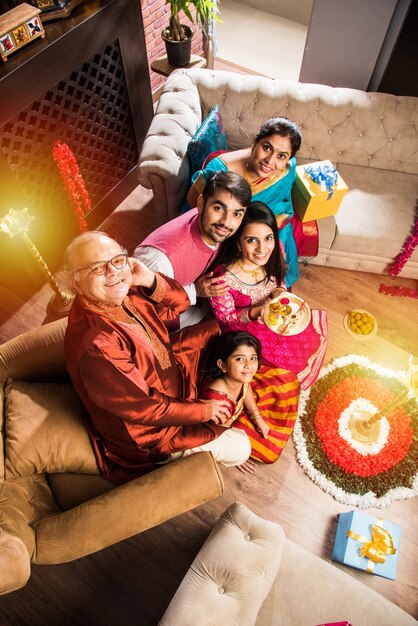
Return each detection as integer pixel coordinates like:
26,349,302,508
208,202,328,390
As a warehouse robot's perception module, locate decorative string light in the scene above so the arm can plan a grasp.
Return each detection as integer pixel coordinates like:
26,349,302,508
53,140,91,233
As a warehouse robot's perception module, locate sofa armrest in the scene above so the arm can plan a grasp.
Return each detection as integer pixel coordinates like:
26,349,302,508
32,452,223,564
0,531,31,595
260,538,417,626
0,318,68,383
137,70,203,221
0,476,41,595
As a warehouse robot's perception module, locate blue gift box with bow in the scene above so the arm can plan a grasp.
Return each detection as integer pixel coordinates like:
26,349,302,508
292,159,348,222
332,510,401,580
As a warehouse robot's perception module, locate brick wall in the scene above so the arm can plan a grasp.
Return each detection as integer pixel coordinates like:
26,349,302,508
141,0,204,94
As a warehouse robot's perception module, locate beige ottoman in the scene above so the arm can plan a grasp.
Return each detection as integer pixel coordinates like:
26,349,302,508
159,502,284,626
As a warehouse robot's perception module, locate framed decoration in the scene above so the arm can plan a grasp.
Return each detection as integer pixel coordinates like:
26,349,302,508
32,0,82,22
0,31,14,53
12,23,29,43
36,0,56,8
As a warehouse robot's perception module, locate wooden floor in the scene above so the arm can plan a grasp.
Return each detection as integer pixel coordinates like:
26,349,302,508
0,182,417,624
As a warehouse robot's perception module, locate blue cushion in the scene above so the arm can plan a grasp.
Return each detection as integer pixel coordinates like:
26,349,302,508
187,105,227,173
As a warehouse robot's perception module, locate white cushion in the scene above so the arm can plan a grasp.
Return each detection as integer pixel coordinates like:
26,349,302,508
159,502,284,626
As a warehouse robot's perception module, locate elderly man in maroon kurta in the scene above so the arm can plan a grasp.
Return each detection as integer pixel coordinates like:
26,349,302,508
64,232,251,483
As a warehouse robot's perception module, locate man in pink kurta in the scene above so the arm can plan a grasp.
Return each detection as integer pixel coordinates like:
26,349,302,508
134,171,251,328
64,232,251,483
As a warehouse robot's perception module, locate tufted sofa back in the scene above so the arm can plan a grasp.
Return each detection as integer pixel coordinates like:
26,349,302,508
138,68,418,221
192,70,418,174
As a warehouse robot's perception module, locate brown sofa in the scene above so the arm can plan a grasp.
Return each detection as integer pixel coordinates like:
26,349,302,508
0,318,224,595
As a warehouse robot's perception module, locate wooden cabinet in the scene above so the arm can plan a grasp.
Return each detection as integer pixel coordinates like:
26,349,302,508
0,0,153,309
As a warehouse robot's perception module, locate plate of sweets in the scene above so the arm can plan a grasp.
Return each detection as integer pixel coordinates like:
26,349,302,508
344,309,378,340
263,292,311,336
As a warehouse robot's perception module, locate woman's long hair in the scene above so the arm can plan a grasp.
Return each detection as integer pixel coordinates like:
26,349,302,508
209,201,286,284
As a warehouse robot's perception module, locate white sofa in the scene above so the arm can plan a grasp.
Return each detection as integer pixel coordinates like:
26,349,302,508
137,68,418,278
159,502,416,626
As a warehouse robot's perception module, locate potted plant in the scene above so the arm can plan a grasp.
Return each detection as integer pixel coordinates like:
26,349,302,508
162,0,220,68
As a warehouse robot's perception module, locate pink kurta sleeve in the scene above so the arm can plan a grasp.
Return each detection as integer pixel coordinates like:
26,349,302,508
209,266,252,324
210,288,241,323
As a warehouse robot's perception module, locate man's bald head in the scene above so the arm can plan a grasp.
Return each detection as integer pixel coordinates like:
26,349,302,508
64,231,124,273
64,231,131,306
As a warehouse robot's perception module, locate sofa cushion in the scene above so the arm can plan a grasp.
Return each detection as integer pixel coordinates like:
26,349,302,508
4,380,99,479
187,104,227,173
257,537,417,626
160,502,284,626
330,165,418,263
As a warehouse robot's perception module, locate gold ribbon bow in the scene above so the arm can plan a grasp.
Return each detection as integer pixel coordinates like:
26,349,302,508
346,518,396,573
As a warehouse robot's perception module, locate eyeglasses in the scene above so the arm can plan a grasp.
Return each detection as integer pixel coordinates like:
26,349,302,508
75,252,128,276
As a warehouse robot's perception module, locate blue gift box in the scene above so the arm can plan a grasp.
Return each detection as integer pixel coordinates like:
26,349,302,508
332,510,401,580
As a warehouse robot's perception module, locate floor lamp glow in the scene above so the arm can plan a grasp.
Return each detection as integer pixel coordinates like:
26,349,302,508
0,207,74,316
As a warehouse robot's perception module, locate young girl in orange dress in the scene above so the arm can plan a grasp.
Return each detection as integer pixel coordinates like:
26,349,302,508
200,330,299,473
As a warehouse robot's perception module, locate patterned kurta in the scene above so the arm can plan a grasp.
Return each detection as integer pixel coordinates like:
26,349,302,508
65,273,223,484
209,265,328,390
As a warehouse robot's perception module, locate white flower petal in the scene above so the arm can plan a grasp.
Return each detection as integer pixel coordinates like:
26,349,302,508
293,354,418,508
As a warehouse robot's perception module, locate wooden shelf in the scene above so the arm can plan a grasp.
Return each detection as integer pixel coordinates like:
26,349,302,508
151,53,206,77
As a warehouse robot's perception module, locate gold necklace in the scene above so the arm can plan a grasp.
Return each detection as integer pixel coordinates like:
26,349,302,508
243,162,251,183
244,159,285,185
237,258,263,279
244,161,260,185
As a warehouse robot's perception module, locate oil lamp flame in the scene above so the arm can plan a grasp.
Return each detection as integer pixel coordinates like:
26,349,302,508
0,208,74,316
0,208,35,237
405,355,418,400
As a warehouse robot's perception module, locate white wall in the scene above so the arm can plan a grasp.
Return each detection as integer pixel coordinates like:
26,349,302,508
233,0,313,26
217,0,308,80
299,0,409,90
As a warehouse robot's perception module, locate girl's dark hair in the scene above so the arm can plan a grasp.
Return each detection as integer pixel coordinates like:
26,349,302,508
210,201,286,285
254,117,302,157
205,331,262,379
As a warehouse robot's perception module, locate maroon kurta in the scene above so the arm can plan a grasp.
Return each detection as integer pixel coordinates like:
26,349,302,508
65,273,222,483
